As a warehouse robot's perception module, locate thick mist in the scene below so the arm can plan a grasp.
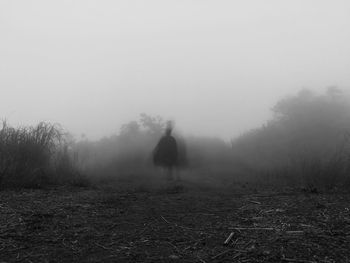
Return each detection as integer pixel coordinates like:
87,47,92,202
1,1,350,140
64,88,350,189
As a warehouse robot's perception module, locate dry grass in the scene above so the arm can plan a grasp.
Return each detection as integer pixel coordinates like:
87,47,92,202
0,121,85,189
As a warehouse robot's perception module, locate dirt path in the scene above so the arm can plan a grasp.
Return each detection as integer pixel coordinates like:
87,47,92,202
0,185,350,262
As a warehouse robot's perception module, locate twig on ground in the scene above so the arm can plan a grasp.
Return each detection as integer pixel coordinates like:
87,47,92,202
211,249,233,260
231,227,274,231
160,215,193,231
161,216,170,224
166,241,181,254
232,252,242,260
243,240,254,249
286,231,304,235
139,222,151,235
108,222,119,229
175,224,193,230
264,209,285,213
196,255,207,263
282,257,317,263
249,200,261,205
223,232,235,245
95,242,113,250
300,224,313,228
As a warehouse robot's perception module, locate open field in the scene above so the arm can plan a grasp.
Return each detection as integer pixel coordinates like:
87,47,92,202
0,182,350,263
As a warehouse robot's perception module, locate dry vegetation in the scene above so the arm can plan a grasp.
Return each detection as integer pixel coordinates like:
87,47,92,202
0,121,83,189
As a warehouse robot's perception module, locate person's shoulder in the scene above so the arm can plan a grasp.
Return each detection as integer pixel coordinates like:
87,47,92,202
168,135,177,142
160,135,176,142
158,136,166,142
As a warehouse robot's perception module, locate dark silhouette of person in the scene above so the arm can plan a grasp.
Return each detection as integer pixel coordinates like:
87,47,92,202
153,124,179,180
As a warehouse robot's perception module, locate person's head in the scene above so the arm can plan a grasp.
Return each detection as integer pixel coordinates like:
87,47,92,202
165,121,173,136
165,127,172,136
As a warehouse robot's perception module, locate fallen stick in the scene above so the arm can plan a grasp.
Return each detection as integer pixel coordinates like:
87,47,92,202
286,231,304,235
211,249,233,260
196,255,207,263
166,241,181,254
300,224,313,228
161,216,170,224
243,240,253,249
231,227,274,231
248,200,261,205
232,252,242,260
223,232,235,245
95,243,113,250
282,257,317,263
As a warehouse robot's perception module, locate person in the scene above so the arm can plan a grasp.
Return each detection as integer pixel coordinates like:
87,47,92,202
153,123,179,181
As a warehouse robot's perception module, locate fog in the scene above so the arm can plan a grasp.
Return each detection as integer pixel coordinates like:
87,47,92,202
1,1,350,140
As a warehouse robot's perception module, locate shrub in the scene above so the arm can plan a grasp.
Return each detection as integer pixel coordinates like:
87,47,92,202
0,121,82,188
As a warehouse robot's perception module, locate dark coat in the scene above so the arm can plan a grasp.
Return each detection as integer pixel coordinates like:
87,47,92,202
153,135,178,168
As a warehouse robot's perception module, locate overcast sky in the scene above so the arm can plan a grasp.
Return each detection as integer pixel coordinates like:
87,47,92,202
1,0,350,140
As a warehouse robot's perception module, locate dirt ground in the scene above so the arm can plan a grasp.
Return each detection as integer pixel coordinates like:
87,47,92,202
0,182,350,263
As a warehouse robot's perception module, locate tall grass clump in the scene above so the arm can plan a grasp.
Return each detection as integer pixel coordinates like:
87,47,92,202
0,121,82,189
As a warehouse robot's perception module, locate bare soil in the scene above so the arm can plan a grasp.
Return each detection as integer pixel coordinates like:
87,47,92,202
0,182,350,262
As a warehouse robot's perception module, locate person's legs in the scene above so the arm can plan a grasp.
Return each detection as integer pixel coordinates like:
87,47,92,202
166,166,174,181
174,168,181,181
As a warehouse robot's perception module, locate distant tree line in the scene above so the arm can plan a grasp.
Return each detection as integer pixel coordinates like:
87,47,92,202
231,87,350,189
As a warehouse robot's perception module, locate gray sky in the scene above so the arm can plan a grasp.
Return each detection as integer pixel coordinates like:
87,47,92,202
1,0,350,140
